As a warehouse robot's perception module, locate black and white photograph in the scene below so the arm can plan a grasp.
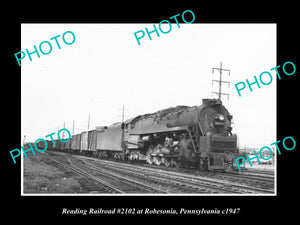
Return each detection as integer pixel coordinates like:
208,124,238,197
20,23,276,195
5,4,298,221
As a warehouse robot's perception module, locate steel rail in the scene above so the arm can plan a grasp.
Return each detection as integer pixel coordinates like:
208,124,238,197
81,157,273,194
67,157,170,194
51,158,126,193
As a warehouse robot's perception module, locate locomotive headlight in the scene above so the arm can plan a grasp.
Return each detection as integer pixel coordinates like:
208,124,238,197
219,114,225,121
214,114,225,126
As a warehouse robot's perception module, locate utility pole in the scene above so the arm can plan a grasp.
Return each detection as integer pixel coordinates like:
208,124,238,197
62,122,65,139
23,135,26,146
121,106,125,122
212,62,231,100
118,106,128,122
72,120,75,135
87,114,90,131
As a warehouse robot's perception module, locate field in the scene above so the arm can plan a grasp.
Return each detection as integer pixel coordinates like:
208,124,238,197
23,152,86,194
244,159,275,170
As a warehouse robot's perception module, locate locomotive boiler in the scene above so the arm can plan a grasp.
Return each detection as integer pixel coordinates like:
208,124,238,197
123,98,240,171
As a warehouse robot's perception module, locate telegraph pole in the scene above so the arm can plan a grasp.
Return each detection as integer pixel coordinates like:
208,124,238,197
72,120,75,135
62,122,65,139
118,106,128,122
121,106,125,122
23,135,26,146
212,62,231,100
87,114,90,130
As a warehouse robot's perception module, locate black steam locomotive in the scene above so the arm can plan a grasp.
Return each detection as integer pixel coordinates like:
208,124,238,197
45,98,241,171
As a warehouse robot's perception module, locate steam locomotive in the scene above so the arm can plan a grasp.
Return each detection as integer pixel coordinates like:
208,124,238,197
45,98,242,171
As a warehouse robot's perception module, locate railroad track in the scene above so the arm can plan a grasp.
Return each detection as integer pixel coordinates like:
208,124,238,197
209,172,274,190
79,158,235,194
48,152,275,194
75,155,274,194
69,157,171,194
50,157,168,194
50,158,126,193
138,160,274,190
242,169,274,177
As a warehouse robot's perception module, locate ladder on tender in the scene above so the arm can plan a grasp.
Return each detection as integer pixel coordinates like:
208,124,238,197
187,125,201,153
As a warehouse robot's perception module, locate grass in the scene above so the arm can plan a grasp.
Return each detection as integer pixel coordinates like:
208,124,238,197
23,152,84,194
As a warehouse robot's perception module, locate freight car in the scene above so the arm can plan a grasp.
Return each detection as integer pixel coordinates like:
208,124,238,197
70,133,81,154
53,98,242,171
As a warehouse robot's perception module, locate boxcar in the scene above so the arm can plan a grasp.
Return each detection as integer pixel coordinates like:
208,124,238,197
70,133,81,154
80,131,88,154
61,139,71,152
46,140,54,151
88,129,98,152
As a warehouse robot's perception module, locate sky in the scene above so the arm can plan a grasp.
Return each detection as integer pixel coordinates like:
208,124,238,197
21,23,276,148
